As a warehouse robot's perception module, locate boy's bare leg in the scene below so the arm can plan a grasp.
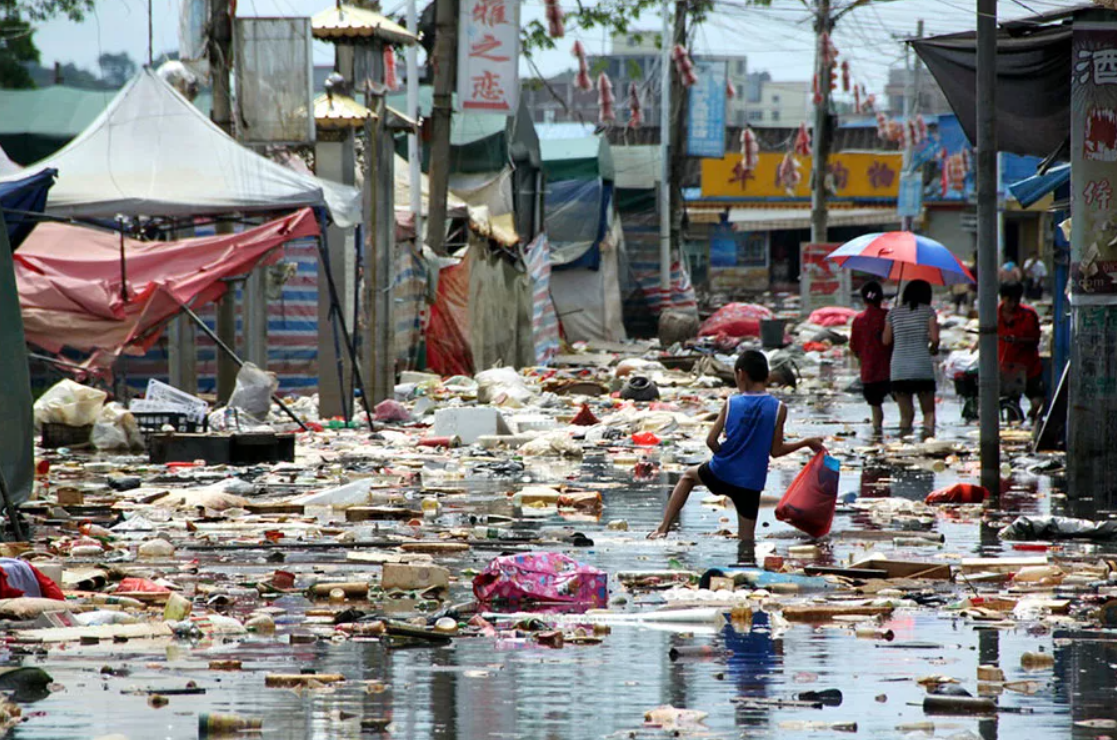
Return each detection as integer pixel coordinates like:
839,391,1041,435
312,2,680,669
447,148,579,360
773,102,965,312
649,466,701,538
870,404,884,435
736,535,757,567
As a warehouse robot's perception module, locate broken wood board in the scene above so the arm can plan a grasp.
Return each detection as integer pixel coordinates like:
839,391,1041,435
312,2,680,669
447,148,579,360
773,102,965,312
265,673,346,688
346,507,423,523
245,502,306,515
960,556,1048,574
850,558,952,580
397,542,470,555
781,604,895,622
346,551,434,565
12,621,174,644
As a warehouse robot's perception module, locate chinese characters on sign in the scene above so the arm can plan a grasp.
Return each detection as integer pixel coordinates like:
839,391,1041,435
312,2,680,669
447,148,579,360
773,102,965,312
686,60,727,158
457,0,520,113
1072,23,1117,298
703,152,903,199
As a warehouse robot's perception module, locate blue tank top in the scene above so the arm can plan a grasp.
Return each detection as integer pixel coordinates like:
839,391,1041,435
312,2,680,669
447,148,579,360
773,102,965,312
707,393,781,491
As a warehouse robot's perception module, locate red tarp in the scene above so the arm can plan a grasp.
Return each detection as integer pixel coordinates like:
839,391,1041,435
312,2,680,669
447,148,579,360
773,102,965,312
16,208,318,364
426,256,473,377
698,303,773,338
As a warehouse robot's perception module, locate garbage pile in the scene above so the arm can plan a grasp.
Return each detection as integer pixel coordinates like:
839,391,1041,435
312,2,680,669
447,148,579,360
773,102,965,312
6,303,1091,739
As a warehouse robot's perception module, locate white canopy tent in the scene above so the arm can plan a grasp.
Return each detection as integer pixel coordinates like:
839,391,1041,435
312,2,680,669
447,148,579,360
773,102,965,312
0,68,361,226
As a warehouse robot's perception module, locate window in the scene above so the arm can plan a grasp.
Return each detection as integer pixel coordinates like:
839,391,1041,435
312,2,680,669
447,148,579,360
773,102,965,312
771,94,780,104
628,36,637,47
771,111,780,122
738,231,769,268
735,109,746,126
736,60,746,75
748,110,763,121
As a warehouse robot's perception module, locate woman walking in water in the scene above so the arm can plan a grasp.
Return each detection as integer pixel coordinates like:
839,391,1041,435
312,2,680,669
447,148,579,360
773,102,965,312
883,279,939,437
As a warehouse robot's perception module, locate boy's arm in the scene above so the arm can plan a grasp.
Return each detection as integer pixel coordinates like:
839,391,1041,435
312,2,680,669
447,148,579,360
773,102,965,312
770,402,825,458
706,401,728,453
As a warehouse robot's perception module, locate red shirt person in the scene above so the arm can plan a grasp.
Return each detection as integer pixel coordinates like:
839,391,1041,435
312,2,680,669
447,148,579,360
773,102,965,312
997,281,1045,418
849,281,893,435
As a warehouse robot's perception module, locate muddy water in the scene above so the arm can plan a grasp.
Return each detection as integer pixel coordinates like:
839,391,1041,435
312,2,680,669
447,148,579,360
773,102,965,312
12,390,1110,740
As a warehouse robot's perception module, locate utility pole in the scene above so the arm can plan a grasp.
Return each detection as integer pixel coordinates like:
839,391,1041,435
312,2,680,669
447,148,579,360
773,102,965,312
208,0,237,403
427,0,457,255
668,0,688,288
407,0,423,245
976,0,1000,497
809,0,832,245
900,19,924,233
658,0,671,294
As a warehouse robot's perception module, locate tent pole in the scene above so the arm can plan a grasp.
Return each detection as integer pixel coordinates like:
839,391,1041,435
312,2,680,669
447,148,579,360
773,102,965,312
178,302,309,432
316,215,375,430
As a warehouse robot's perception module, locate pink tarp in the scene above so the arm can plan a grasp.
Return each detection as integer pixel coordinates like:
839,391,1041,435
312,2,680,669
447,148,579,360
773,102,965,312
16,208,318,363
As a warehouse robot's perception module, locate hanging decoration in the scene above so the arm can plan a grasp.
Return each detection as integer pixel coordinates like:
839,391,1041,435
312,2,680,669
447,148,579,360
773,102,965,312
383,46,399,91
726,81,736,100
812,74,821,106
794,122,812,157
572,41,592,92
740,127,759,173
597,73,615,123
776,151,802,194
853,85,862,114
916,114,928,143
840,60,851,93
627,82,642,128
544,0,565,39
672,45,698,87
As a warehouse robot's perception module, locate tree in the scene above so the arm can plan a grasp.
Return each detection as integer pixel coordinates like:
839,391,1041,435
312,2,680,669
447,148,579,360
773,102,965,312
0,0,96,88
98,51,136,87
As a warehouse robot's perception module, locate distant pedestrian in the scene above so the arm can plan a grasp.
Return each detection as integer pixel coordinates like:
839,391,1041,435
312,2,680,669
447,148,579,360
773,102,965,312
648,350,823,557
999,261,1023,284
883,279,940,437
998,281,1046,420
1023,255,1048,300
849,281,892,436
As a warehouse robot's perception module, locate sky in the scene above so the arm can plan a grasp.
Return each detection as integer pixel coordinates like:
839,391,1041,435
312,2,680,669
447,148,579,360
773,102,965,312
29,0,1064,96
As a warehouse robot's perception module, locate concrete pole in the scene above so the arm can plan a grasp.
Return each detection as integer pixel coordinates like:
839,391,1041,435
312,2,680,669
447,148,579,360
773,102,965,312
900,19,924,233
315,134,355,418
406,0,423,245
658,0,671,294
209,0,237,403
426,0,457,255
976,0,1000,496
809,0,832,245
244,269,267,368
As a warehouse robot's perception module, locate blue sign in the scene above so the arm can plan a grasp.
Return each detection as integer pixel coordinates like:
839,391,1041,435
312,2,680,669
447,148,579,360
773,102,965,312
687,59,727,159
898,172,923,218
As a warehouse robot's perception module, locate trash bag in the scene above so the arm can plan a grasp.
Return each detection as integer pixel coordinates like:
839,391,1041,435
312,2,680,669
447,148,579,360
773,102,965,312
775,452,840,539
472,552,608,606
32,379,107,429
476,367,533,406
90,402,143,451
374,399,410,422
659,310,700,347
227,362,278,420
925,483,987,505
999,515,1117,541
698,303,773,338
808,307,858,327
620,375,660,401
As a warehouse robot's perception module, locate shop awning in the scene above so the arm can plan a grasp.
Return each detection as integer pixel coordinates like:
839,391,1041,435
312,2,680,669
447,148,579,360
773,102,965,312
700,207,903,231
1007,163,1070,208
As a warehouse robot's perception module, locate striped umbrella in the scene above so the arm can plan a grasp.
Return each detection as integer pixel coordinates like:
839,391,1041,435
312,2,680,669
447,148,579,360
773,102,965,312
825,232,975,286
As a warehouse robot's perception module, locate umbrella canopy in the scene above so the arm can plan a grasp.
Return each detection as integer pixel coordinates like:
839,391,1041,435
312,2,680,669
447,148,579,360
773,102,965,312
826,231,975,286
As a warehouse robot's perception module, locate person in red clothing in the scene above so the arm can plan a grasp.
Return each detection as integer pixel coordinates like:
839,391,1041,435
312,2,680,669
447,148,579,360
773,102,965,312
849,281,893,436
998,281,1045,420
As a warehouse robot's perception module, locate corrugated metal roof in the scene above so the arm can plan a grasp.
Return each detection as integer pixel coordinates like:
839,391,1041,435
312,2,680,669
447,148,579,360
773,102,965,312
312,5,418,45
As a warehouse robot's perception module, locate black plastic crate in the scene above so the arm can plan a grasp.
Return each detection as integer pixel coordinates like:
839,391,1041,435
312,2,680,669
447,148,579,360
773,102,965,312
133,411,208,438
41,423,93,449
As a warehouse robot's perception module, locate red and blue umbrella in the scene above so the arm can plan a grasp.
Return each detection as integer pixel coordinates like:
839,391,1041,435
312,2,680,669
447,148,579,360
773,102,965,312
826,232,975,286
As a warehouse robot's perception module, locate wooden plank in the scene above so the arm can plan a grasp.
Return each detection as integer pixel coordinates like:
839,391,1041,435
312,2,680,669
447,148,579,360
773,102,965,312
804,566,889,579
850,558,952,580
960,556,1048,574
346,507,422,522
265,673,346,688
781,604,894,622
397,542,470,555
12,621,174,644
245,502,306,515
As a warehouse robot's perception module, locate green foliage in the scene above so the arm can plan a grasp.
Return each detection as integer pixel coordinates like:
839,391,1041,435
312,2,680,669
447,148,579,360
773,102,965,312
0,18,39,88
521,0,716,55
1,0,95,23
97,51,136,88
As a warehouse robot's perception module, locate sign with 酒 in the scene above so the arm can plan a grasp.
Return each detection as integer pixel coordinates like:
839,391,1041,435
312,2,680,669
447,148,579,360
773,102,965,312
1071,21,1117,299
700,152,903,200
458,0,520,114
687,59,727,158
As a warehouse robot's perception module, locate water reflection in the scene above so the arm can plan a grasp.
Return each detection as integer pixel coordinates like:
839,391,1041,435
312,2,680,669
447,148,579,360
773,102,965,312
724,612,778,733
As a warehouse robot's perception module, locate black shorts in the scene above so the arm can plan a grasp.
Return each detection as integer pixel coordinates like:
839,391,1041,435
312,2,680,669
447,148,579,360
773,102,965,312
891,379,936,395
862,381,891,406
1025,374,1045,400
697,462,761,520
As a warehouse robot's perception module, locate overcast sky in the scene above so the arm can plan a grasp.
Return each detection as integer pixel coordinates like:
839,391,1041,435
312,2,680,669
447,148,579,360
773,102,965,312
29,0,1059,95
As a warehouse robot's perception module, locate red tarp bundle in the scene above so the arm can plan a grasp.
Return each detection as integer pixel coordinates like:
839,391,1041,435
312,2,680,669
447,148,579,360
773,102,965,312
698,303,773,338
808,306,858,327
16,208,318,364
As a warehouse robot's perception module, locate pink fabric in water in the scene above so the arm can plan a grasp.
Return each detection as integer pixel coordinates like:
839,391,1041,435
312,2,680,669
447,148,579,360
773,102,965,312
472,552,608,606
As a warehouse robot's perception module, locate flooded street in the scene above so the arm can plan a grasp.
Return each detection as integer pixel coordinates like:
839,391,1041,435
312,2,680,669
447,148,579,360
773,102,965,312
12,365,1112,740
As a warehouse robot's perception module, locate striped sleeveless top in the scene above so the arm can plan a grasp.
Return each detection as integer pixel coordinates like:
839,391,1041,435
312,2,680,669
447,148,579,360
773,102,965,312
887,304,936,381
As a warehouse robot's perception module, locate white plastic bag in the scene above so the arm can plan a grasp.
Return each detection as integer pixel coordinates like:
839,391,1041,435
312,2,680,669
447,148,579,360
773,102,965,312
227,363,278,419
475,367,533,406
33,379,107,429
90,402,144,450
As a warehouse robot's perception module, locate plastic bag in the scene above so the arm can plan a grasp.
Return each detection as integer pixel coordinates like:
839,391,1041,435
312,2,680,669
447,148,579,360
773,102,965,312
90,402,143,451
925,483,987,505
32,379,107,429
775,452,840,539
697,303,773,338
475,367,533,406
227,363,277,419
472,552,608,606
999,515,1117,541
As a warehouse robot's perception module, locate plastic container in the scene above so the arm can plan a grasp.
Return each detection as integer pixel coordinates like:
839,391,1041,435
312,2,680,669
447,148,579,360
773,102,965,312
760,319,789,349
198,713,262,738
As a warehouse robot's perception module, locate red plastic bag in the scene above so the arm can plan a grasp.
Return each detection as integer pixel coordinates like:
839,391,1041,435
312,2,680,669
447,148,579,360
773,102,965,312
632,432,660,446
808,306,858,327
775,452,840,539
116,577,171,593
697,303,773,338
925,483,987,505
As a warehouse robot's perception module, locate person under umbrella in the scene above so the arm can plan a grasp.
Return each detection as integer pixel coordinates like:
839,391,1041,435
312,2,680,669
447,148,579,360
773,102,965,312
849,281,892,436
883,279,940,438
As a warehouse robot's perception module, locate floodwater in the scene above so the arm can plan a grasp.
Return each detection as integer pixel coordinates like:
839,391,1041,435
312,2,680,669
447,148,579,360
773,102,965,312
11,383,1111,740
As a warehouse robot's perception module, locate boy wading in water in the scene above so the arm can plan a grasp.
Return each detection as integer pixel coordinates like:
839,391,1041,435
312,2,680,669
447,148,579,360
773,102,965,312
648,351,823,560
